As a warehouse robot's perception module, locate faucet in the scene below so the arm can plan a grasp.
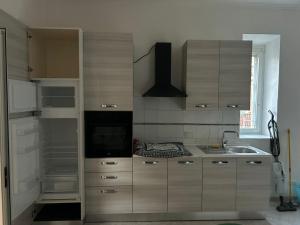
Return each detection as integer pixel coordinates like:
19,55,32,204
222,130,239,149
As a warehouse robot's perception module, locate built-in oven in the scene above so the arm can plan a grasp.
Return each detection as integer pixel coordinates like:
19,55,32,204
85,111,133,158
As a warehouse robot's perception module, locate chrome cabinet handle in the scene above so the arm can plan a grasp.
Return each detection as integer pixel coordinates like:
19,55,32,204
178,160,194,165
143,161,158,165
99,189,117,194
195,104,208,108
100,175,118,180
101,104,117,108
226,104,240,109
246,160,262,165
100,161,118,165
212,160,229,164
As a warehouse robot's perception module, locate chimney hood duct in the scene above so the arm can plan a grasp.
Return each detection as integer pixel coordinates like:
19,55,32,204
142,42,187,97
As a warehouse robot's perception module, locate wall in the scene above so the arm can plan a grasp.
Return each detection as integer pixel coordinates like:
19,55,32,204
2,0,300,182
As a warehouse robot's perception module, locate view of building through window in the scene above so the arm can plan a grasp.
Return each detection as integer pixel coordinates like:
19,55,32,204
240,54,261,131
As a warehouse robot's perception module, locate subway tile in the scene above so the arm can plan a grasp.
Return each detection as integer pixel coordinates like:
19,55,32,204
196,125,210,139
133,110,145,123
133,125,145,141
144,98,159,110
157,125,184,138
158,98,184,111
133,97,145,111
157,110,184,123
183,125,197,139
145,110,158,122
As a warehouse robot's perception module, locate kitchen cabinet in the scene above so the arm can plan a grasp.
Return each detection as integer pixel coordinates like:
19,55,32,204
133,157,167,213
168,157,202,212
28,28,81,79
202,158,236,211
85,158,133,215
84,32,133,111
184,41,219,111
184,40,252,111
8,27,85,221
219,41,252,110
236,157,272,210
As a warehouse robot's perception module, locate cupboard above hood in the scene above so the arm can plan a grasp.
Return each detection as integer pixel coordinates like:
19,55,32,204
142,42,187,97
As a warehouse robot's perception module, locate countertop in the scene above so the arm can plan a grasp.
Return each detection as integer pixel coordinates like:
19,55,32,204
133,145,272,158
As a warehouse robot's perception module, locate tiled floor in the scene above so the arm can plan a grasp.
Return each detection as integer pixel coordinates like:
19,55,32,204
87,205,300,225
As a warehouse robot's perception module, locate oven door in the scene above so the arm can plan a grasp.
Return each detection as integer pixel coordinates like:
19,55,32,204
85,111,132,158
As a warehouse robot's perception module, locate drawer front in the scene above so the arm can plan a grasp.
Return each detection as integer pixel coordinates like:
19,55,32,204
133,186,167,213
133,157,167,186
85,172,132,187
168,157,202,186
85,158,132,172
237,157,272,210
85,186,132,214
202,158,236,211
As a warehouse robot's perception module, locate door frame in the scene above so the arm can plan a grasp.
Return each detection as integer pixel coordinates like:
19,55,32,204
0,28,10,225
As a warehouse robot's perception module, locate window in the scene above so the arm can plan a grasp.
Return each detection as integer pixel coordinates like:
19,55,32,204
240,47,264,134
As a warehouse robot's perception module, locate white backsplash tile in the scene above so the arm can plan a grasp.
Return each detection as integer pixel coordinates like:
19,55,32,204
157,125,184,138
157,110,184,123
144,110,158,122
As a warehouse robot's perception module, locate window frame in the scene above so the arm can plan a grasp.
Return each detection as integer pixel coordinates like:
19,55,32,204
240,45,265,135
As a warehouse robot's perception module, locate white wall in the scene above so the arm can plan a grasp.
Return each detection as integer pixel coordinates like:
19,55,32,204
0,0,45,25
2,0,300,183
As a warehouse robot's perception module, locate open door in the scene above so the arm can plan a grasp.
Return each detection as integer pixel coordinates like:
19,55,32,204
0,28,9,225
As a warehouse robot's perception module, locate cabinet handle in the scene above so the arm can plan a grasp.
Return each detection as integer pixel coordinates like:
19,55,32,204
99,189,117,194
226,104,240,109
101,104,118,108
178,160,194,165
100,161,118,165
195,104,208,108
246,160,262,165
100,175,118,180
143,161,158,165
212,160,229,164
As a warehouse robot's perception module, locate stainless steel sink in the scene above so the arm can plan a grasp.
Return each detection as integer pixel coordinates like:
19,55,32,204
198,145,260,154
227,147,258,154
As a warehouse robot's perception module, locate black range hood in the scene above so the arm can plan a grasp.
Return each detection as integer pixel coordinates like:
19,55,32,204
143,42,187,97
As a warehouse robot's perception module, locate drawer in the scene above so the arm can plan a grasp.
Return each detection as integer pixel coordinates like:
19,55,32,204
85,186,132,214
85,172,132,187
133,185,167,213
168,157,202,186
202,158,236,211
236,157,272,210
133,157,167,186
85,158,132,172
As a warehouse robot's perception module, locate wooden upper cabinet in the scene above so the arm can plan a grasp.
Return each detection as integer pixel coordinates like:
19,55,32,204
83,32,133,111
219,41,252,110
184,40,252,111
28,28,80,79
185,40,219,111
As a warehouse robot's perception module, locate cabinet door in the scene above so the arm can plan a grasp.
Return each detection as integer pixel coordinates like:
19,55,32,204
8,79,37,113
133,158,167,213
9,117,40,219
219,41,252,110
84,32,133,111
237,157,272,211
168,157,202,212
185,41,219,111
202,158,236,211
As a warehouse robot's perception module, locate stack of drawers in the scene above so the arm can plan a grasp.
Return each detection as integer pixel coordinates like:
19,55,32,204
85,158,133,214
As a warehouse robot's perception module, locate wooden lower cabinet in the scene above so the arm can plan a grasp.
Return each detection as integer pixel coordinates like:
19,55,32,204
133,157,167,213
236,157,272,211
202,158,236,211
86,186,132,214
168,157,202,212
